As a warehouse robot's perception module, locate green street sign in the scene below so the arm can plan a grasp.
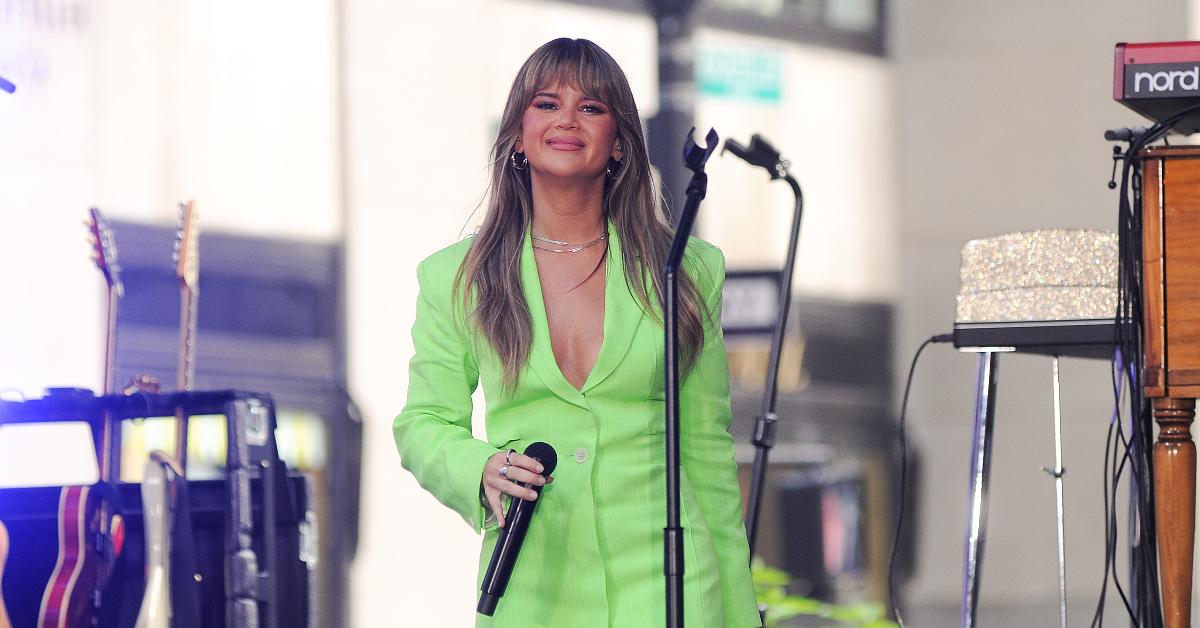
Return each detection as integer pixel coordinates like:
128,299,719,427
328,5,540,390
697,48,782,104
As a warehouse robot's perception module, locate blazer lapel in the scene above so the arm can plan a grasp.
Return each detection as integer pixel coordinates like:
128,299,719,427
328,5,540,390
520,222,648,403
521,229,589,408
580,222,645,393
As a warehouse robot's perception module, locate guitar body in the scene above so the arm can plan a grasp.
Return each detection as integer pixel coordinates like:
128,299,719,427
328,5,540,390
134,458,171,628
0,520,12,628
37,486,103,628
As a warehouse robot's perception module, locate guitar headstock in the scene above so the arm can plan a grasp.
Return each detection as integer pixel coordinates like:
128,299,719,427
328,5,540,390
87,208,123,296
173,201,199,290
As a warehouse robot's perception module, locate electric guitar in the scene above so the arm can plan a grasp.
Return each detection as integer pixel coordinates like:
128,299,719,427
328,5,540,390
134,452,179,628
134,201,202,628
38,209,126,628
0,521,11,628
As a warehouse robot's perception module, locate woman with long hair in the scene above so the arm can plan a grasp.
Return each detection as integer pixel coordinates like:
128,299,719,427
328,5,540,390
394,37,759,627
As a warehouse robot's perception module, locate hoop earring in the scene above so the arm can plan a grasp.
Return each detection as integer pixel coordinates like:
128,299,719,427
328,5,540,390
510,151,528,171
605,159,621,180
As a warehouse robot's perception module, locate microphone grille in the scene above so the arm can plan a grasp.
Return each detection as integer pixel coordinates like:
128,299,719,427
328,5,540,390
523,442,558,476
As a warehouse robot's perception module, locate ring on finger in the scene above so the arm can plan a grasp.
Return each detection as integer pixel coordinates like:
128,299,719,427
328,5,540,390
505,449,515,465
499,465,509,480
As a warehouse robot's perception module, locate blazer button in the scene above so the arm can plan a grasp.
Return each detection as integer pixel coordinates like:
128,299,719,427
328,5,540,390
573,447,588,463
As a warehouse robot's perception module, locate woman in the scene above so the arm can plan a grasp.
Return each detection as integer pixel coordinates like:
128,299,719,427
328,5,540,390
394,38,760,627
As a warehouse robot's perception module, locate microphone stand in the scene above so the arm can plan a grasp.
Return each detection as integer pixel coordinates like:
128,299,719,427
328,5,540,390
721,134,805,558
664,127,718,628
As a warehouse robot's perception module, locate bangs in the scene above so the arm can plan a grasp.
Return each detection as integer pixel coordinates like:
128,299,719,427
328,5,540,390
520,39,627,110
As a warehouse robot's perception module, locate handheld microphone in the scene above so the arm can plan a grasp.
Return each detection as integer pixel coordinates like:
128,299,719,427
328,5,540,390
0,76,13,93
477,442,558,616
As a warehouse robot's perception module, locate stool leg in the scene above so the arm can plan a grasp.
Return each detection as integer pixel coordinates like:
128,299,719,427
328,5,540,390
1045,357,1068,628
962,351,998,628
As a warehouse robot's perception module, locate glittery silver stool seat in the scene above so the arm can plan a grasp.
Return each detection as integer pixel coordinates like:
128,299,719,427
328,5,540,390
952,229,1119,357
949,229,1121,628
956,229,1118,325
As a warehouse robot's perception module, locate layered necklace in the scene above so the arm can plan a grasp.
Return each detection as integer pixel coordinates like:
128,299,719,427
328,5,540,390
531,233,607,254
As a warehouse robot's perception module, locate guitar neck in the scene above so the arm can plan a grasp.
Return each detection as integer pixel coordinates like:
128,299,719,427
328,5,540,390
176,285,198,392
99,281,121,485
103,284,119,395
171,200,199,470
174,285,198,468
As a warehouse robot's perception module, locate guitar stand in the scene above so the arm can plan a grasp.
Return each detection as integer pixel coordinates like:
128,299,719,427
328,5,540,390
0,388,301,628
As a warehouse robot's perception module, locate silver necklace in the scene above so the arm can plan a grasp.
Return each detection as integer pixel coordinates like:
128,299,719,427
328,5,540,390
531,233,606,254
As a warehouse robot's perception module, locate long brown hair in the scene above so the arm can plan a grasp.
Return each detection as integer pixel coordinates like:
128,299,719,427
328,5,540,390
456,38,707,390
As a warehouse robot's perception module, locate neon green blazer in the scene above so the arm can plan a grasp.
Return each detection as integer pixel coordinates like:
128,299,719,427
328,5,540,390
394,223,761,627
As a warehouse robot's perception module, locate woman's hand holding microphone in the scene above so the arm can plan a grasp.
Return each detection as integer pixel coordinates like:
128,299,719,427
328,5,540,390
482,449,553,528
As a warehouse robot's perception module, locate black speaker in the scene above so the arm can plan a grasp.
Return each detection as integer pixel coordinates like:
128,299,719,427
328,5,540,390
775,464,867,601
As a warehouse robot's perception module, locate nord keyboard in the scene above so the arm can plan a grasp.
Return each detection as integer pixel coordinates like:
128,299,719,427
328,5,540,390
1115,41,1200,134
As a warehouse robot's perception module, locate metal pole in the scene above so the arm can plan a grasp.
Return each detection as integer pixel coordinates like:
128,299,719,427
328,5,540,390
646,0,699,223
717,135,805,558
663,128,717,628
744,174,803,556
961,351,998,628
664,258,685,628
1046,357,1069,628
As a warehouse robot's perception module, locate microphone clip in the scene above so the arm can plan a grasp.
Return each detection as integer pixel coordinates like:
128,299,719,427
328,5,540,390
682,127,719,173
723,134,788,180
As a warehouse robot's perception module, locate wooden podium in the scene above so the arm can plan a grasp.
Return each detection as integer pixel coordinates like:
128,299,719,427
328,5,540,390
1140,145,1200,627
